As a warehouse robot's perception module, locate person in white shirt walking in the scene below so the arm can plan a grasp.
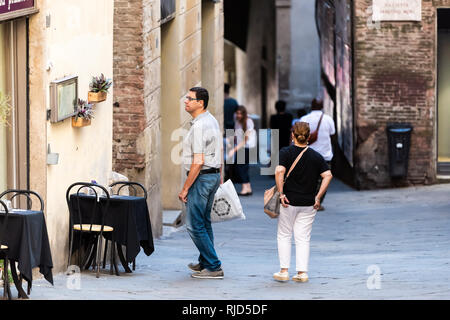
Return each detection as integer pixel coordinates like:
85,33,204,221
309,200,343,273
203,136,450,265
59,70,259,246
300,99,335,210
227,106,256,196
179,87,224,279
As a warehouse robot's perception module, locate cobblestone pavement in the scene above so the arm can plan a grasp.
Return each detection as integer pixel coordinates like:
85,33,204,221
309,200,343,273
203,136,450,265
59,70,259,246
23,166,450,299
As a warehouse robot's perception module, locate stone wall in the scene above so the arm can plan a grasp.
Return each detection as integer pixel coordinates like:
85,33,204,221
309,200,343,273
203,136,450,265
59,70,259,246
353,0,450,189
114,0,224,236
28,0,114,272
160,0,203,212
288,0,321,111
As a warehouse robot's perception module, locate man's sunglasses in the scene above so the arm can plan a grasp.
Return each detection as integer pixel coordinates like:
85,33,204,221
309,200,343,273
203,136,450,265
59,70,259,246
185,96,200,101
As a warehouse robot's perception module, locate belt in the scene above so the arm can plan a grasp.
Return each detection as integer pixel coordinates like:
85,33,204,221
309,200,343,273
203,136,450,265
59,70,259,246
187,168,220,176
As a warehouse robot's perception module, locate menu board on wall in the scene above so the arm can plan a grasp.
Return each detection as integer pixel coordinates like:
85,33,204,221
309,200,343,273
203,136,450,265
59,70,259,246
372,0,422,21
0,0,36,21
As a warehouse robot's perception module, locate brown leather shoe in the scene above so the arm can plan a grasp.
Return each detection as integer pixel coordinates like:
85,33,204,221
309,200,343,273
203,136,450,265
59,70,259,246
188,263,202,272
191,268,224,279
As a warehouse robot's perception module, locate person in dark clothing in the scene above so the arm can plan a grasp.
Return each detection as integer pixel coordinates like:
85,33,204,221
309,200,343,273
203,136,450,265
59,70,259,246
291,109,307,126
223,84,239,182
224,83,239,130
270,100,293,150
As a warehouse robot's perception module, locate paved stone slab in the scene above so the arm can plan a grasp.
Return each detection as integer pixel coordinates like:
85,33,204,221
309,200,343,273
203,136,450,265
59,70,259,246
25,166,450,300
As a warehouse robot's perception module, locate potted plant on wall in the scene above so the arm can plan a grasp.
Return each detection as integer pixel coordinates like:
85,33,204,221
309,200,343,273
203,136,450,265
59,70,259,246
72,99,94,128
0,91,11,127
88,74,112,103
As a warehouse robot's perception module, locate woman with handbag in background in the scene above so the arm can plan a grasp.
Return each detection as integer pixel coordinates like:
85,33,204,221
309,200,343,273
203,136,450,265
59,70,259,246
273,122,333,282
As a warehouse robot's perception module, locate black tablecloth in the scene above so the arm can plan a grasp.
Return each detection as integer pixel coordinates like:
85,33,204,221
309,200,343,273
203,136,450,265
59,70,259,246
0,209,53,285
69,194,154,262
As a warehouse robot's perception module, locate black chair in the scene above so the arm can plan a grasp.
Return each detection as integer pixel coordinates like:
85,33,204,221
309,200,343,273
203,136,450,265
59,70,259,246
0,189,45,297
109,181,148,199
109,181,147,271
66,182,117,278
0,189,44,212
0,200,11,300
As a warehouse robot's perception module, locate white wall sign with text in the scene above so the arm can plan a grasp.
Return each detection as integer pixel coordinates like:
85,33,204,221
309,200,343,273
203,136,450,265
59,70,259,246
372,0,422,21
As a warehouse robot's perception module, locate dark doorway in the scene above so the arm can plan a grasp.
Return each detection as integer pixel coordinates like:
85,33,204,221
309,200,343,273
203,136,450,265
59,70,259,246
437,9,450,174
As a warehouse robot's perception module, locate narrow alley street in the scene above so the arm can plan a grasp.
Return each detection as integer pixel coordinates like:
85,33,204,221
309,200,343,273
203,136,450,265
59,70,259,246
27,166,450,300
3,0,450,308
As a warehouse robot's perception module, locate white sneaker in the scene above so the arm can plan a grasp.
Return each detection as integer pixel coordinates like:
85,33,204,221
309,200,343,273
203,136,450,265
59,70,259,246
273,271,289,282
292,273,308,282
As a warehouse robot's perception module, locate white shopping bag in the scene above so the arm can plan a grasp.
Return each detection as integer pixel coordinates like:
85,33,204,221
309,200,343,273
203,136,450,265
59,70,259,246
211,180,246,223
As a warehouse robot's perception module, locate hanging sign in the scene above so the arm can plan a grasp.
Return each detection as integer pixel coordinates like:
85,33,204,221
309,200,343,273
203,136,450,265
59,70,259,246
0,0,37,21
372,0,422,21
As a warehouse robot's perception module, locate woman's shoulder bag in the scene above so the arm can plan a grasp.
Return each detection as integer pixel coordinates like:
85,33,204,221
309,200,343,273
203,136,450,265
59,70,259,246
308,113,324,144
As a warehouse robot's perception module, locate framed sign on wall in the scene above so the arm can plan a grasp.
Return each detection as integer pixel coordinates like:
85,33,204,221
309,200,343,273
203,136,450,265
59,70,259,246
49,76,78,123
372,0,422,21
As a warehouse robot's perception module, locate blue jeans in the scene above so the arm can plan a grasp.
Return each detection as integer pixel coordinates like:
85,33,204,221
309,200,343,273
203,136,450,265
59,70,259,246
186,173,221,271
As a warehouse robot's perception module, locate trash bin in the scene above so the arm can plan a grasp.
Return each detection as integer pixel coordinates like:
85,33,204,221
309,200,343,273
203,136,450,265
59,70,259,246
386,123,413,178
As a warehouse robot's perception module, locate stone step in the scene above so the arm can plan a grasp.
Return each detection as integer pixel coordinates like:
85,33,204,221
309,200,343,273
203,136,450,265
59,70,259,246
162,210,183,228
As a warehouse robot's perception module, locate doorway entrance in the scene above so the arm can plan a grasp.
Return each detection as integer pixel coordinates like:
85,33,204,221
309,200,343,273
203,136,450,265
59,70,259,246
437,9,450,174
0,18,28,191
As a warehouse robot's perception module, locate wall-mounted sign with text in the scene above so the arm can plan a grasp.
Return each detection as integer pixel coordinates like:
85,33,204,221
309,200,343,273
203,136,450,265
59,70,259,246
0,0,38,22
373,0,422,21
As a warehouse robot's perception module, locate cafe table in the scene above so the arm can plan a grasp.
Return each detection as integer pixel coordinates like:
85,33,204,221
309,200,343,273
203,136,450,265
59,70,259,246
69,193,154,273
0,208,53,299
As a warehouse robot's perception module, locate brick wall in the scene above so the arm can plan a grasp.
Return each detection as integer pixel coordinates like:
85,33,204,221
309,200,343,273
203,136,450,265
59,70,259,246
113,0,162,237
113,0,146,176
353,0,450,189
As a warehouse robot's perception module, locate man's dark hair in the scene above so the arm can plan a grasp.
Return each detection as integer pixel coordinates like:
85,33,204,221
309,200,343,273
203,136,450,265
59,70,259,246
224,83,231,94
275,100,286,113
311,99,323,110
190,87,209,109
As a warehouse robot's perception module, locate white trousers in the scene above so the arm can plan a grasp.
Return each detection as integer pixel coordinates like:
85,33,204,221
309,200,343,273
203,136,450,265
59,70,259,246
277,205,317,272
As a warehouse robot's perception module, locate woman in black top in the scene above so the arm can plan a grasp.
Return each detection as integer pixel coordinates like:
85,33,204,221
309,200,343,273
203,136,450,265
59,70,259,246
273,122,333,282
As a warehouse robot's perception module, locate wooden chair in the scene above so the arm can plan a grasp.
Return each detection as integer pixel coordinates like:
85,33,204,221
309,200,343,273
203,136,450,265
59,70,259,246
0,200,12,300
66,182,117,278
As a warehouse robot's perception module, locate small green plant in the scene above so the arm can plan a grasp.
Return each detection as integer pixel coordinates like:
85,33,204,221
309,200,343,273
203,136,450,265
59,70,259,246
75,99,95,120
0,260,13,284
0,91,11,127
89,74,112,93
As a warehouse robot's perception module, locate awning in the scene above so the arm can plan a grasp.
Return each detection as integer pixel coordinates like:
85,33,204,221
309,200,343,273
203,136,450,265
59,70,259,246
224,0,250,51
161,0,176,24
0,0,38,22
